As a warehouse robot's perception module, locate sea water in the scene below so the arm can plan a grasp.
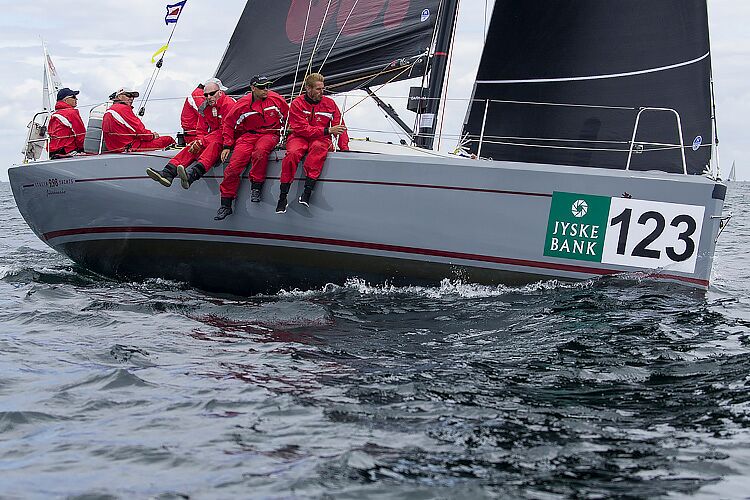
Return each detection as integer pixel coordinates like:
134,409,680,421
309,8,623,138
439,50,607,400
1,181,749,498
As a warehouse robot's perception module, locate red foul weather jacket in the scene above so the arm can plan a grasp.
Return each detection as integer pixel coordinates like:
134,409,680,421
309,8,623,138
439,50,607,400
288,94,349,151
47,100,86,155
102,102,158,152
196,93,236,144
222,90,289,148
181,85,205,138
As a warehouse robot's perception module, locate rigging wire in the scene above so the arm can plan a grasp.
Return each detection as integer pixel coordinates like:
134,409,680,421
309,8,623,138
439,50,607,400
436,0,461,149
317,0,360,74
137,21,180,117
304,0,334,78
705,0,721,178
339,63,419,115
290,0,314,100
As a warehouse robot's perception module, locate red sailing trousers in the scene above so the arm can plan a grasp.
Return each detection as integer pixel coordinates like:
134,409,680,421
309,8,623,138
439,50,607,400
131,136,175,152
280,136,331,183
219,133,279,198
168,130,223,170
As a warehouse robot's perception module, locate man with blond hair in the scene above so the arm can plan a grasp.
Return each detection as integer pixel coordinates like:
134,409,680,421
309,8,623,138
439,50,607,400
276,73,348,214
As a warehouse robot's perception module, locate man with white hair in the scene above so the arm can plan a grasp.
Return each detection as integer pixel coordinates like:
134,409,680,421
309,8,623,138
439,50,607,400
147,78,235,188
102,87,175,153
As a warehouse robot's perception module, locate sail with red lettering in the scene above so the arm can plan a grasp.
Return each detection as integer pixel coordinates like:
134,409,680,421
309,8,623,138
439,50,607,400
215,0,441,95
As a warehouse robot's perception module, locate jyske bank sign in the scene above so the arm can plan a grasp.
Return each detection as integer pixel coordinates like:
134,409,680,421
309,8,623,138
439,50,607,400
544,192,610,262
544,192,705,274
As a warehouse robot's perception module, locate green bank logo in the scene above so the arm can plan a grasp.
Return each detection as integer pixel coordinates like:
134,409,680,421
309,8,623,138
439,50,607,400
544,192,611,262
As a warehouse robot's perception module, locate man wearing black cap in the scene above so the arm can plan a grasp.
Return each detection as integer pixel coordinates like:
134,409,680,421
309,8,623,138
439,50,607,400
214,75,289,220
47,88,86,158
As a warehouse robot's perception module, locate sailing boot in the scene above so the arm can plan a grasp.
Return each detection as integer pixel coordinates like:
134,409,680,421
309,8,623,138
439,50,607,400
214,197,233,220
298,177,316,207
276,183,290,214
178,163,207,190
146,163,178,187
250,181,263,203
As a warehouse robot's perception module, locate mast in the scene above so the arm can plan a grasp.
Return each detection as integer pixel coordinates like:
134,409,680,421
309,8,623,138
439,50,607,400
414,0,460,150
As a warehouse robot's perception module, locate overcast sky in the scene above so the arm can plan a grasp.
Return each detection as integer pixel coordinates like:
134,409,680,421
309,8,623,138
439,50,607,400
1,0,748,181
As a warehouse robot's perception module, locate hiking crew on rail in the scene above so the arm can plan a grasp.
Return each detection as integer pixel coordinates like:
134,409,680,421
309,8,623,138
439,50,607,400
53,73,349,217
215,75,289,220
276,72,348,214
146,78,235,189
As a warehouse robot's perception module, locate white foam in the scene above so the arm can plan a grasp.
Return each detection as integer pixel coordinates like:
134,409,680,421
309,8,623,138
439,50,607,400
281,277,595,300
0,264,23,279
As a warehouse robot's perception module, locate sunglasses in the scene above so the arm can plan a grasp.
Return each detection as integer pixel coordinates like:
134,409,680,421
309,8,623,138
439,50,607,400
203,90,219,98
66,95,78,100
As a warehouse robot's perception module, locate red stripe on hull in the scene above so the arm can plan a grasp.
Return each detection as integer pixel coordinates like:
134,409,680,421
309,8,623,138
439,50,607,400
72,174,552,198
42,226,709,287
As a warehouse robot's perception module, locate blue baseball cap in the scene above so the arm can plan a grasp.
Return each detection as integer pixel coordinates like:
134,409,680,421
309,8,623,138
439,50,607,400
57,88,79,101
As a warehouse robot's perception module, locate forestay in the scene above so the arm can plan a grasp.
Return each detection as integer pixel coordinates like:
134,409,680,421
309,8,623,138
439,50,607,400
462,0,713,175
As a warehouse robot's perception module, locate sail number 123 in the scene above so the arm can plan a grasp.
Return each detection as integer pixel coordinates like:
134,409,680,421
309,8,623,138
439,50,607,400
601,198,705,273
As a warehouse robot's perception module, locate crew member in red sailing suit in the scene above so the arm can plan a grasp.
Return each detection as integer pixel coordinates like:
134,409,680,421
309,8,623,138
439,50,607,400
276,72,348,214
181,84,205,145
102,87,175,153
214,75,289,221
47,87,86,158
146,78,235,188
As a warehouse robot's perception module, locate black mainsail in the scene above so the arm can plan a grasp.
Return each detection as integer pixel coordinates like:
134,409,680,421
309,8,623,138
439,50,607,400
462,0,713,175
215,0,442,96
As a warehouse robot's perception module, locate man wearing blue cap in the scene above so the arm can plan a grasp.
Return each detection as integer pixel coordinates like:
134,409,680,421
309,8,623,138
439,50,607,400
48,87,86,158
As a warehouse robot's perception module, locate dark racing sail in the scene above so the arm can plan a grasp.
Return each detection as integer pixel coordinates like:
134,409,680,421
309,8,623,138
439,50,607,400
216,0,441,96
462,0,713,175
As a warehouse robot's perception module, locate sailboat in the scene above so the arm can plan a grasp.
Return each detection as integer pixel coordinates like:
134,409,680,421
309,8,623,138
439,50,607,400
728,161,736,183
9,0,730,294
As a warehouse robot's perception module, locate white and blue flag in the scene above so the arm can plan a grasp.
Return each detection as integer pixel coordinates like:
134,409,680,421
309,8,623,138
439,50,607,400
165,0,187,25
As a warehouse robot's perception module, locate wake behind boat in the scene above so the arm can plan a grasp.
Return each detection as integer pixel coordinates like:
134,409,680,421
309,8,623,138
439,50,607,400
9,0,731,293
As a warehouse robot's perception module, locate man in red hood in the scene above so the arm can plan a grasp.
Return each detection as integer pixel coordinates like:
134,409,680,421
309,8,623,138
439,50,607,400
102,87,175,153
47,88,86,158
147,78,235,188
181,83,205,145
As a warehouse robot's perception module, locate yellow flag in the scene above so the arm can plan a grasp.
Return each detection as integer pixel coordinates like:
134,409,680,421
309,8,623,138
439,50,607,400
151,44,169,63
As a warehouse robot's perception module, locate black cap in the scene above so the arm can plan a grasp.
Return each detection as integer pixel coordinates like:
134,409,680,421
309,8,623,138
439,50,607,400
57,88,79,101
250,75,272,88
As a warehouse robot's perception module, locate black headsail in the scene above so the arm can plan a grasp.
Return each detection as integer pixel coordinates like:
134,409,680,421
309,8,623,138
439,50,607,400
462,0,713,175
216,0,442,96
